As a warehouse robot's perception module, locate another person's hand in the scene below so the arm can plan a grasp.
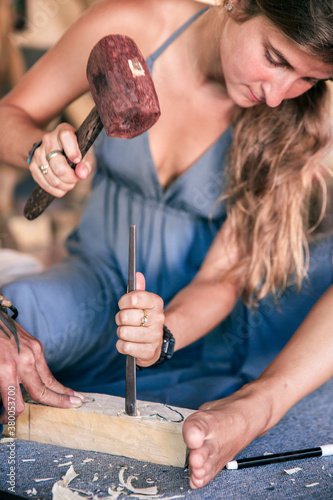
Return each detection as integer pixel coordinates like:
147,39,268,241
115,272,165,367
0,311,84,425
28,123,93,197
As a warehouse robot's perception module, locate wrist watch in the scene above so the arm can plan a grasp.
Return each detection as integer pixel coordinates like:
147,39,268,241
154,325,175,366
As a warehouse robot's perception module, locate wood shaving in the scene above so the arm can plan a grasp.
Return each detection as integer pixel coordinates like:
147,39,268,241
305,483,319,488
119,466,158,496
284,467,302,475
52,466,81,500
34,477,54,482
22,459,36,462
93,473,99,482
107,488,123,499
60,465,78,485
82,457,94,463
58,461,73,467
25,488,37,495
51,466,119,500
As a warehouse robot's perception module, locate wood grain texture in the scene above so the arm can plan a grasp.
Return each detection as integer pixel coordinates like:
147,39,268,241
5,393,194,467
87,34,160,138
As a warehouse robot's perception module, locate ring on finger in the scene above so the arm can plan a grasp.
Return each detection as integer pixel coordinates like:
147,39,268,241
39,164,49,175
46,150,63,162
140,309,148,327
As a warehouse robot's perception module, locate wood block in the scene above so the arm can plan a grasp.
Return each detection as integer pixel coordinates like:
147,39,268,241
5,393,194,468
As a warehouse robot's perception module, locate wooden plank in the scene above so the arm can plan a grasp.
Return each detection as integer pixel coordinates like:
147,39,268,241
4,393,194,468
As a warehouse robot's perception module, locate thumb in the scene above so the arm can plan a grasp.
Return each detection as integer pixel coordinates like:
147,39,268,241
136,272,146,291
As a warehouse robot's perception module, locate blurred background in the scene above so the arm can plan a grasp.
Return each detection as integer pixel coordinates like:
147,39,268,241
0,0,332,281
0,0,98,271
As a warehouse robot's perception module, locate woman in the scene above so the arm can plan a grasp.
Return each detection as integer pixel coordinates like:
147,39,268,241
0,0,332,489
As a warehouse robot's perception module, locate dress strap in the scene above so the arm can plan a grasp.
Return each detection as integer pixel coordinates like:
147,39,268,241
146,7,210,67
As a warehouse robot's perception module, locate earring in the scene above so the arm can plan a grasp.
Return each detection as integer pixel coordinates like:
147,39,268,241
227,2,233,12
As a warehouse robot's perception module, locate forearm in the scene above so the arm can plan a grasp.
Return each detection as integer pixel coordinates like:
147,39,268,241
165,276,239,351
242,284,333,435
0,102,44,169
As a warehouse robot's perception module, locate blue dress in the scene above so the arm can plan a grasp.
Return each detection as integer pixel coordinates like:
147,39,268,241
3,9,333,410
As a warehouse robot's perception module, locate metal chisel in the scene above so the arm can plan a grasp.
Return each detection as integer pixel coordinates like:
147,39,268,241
125,225,137,416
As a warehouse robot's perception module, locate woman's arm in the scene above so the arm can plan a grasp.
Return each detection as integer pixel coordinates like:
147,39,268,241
255,282,333,428
0,0,165,191
116,220,241,365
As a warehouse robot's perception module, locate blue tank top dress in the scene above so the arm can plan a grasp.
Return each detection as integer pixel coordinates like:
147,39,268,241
3,9,333,410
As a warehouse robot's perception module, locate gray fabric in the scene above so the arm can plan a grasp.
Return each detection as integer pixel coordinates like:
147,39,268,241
0,378,331,499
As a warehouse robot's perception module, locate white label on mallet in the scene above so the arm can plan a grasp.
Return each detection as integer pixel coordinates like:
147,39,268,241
128,59,145,77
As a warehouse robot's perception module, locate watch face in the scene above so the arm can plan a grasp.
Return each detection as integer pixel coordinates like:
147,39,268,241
154,326,175,365
164,336,175,359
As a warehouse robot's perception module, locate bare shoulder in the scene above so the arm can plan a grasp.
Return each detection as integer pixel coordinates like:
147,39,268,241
70,0,201,56
2,0,204,124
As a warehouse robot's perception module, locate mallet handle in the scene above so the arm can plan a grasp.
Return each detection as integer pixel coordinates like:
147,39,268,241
24,106,102,220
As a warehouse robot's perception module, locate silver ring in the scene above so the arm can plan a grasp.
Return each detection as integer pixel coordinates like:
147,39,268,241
46,150,63,162
140,310,148,327
39,164,49,175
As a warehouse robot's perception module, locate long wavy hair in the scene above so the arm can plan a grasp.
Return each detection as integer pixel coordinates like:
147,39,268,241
219,0,333,304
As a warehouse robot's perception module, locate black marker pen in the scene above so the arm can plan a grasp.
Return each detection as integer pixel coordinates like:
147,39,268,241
226,444,333,470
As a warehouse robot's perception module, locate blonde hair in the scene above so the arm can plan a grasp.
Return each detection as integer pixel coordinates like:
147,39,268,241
219,0,333,304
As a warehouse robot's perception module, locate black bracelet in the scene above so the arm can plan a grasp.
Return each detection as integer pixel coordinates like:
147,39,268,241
27,140,42,164
136,325,175,370
0,291,18,320
153,325,175,366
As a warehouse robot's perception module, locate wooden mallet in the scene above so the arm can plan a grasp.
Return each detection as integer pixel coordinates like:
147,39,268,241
24,34,160,220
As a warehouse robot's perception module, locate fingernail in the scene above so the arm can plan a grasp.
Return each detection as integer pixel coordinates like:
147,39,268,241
82,396,95,403
74,391,85,401
70,396,83,407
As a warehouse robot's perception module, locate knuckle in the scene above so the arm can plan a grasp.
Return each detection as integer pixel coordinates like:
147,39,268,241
129,292,140,307
58,125,75,141
117,326,128,340
35,384,48,401
51,188,66,198
32,338,44,355
155,296,164,310
116,339,128,355
51,176,61,188
118,310,128,325
19,349,36,366
118,297,125,309
114,312,120,326
145,345,156,359
53,163,67,177
2,362,16,379
155,312,165,326
15,401,25,416
122,343,131,355
43,373,57,388
42,133,53,150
